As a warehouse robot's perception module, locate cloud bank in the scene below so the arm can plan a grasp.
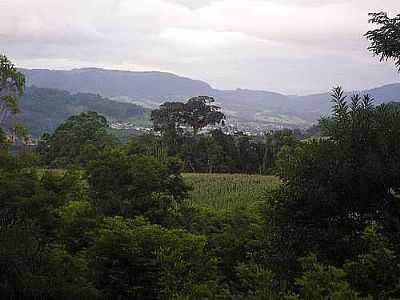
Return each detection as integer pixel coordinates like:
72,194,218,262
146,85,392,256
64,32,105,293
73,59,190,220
0,0,399,94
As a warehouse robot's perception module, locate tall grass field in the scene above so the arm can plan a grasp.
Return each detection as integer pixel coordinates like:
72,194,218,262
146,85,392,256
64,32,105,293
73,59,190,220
182,173,281,213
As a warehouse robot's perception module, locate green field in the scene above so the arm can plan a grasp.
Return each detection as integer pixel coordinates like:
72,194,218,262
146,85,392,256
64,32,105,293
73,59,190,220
183,173,281,213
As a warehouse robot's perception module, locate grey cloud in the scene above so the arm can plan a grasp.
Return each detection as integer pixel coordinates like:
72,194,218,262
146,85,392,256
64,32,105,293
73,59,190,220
0,0,398,94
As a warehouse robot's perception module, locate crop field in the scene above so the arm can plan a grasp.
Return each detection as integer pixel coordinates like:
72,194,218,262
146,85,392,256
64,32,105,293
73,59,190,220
182,173,281,213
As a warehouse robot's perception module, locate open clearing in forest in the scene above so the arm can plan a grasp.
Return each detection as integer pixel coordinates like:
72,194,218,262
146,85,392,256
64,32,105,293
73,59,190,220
182,173,281,213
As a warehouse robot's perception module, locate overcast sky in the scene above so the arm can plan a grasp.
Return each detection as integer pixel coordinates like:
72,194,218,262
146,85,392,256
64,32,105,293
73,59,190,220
0,0,399,94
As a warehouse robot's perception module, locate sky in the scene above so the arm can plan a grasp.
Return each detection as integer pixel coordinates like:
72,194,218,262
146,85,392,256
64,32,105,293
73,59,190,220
0,0,399,95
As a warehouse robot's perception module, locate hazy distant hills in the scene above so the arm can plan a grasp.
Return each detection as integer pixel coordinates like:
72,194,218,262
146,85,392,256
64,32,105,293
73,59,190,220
22,68,213,97
289,83,400,121
21,68,400,130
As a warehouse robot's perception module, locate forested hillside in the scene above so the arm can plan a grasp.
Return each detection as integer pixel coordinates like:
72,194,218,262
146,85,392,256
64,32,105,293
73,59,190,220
6,86,147,137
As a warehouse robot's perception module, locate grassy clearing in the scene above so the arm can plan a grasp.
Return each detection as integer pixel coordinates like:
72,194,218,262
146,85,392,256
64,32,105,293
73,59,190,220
182,173,281,213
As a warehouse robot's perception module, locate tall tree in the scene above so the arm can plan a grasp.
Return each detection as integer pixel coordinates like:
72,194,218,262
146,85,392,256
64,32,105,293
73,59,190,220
151,96,225,156
183,96,225,135
151,96,225,136
0,55,25,125
151,102,185,135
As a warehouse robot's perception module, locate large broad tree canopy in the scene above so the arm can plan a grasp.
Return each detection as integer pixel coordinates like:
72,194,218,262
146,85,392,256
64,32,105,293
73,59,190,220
0,55,25,125
183,96,225,134
151,96,225,135
151,101,186,134
365,12,400,70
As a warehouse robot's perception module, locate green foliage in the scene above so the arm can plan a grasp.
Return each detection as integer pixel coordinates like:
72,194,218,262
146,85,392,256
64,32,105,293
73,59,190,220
38,111,118,167
344,224,400,299
151,101,186,155
86,149,188,223
179,130,239,173
152,101,185,133
213,209,267,294
1,147,230,299
262,128,298,173
88,216,161,299
292,255,369,300
0,55,25,125
151,96,225,136
127,134,168,161
156,228,224,299
0,143,41,170
130,128,297,174
183,96,225,135
267,87,400,297
366,12,400,70
151,96,225,156
0,167,97,299
13,122,30,143
234,261,281,300
88,216,222,300
173,201,272,299
0,55,29,145
56,198,97,253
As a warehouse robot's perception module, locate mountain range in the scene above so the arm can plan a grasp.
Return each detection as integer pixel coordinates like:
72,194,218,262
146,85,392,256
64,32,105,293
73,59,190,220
21,68,400,131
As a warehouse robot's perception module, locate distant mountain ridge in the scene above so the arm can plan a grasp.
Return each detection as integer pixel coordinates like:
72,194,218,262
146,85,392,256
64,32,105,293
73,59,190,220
290,83,400,121
22,68,213,97
20,68,400,129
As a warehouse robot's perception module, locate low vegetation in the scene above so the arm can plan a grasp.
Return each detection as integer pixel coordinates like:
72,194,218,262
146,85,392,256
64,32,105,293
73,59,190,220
183,173,280,213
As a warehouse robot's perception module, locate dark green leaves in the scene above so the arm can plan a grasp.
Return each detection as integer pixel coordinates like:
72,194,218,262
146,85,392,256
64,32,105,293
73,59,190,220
366,12,400,71
38,112,118,167
151,96,225,136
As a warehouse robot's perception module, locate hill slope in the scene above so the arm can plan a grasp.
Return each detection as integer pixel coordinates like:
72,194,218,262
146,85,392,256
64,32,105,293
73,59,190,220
20,68,400,129
9,86,147,137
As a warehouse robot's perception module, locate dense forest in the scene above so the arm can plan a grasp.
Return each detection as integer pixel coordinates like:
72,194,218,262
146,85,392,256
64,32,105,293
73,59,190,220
1,11,400,300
